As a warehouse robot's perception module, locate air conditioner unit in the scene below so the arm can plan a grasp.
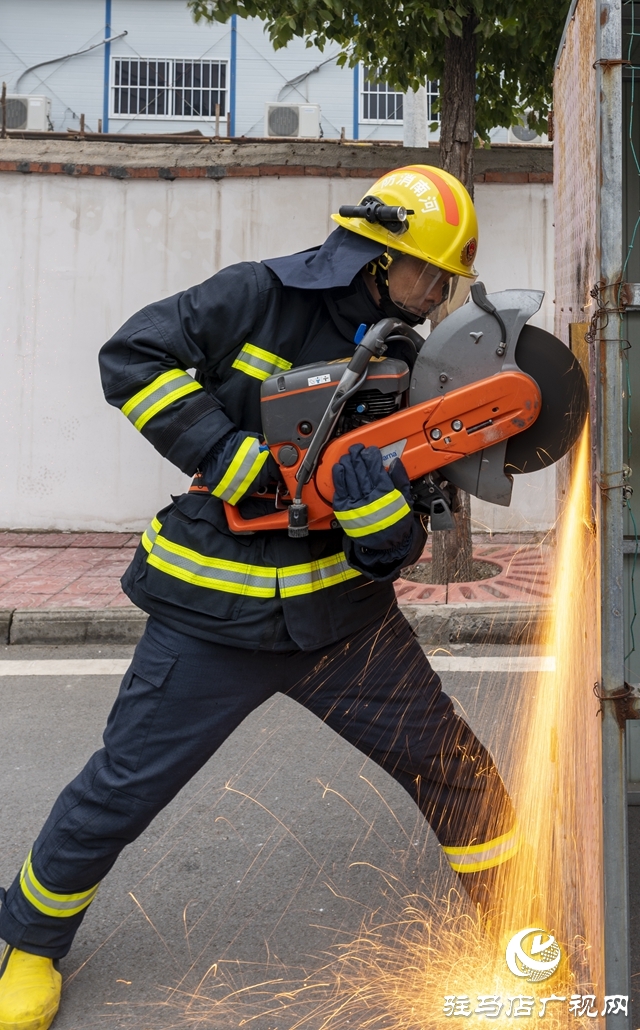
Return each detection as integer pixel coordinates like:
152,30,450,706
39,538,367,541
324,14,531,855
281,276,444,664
507,121,548,145
5,95,51,131
265,103,321,138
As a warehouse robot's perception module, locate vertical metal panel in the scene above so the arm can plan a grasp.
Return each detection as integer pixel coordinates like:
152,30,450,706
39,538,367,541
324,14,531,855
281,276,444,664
596,2,631,1026
557,0,631,1024
554,0,631,1024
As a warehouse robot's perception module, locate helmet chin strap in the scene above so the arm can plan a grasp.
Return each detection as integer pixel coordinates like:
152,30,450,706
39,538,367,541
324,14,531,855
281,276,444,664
368,256,427,327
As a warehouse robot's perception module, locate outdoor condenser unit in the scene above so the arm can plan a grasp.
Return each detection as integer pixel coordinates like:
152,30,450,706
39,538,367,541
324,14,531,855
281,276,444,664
507,118,548,145
264,103,321,138
5,96,51,131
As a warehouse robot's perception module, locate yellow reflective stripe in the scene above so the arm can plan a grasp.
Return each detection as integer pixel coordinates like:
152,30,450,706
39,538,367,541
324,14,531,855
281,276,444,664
232,343,293,381
443,824,522,874
20,852,99,918
121,369,202,431
278,552,361,598
212,436,270,505
145,526,277,597
334,489,411,538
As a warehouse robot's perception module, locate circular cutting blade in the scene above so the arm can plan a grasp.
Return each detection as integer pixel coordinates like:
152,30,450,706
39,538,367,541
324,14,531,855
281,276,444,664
505,324,589,474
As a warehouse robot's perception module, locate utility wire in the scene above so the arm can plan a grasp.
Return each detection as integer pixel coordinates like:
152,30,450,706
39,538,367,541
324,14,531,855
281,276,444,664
15,31,128,92
277,54,338,102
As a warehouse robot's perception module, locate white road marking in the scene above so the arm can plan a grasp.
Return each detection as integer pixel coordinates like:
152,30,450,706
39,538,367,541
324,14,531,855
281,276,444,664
0,656,555,677
0,660,131,676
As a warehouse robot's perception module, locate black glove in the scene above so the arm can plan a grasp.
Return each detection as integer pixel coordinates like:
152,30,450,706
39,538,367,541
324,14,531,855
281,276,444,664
201,430,279,505
332,443,414,550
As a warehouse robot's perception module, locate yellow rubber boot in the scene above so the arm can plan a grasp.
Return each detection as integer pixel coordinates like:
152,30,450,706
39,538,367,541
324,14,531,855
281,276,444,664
0,946,61,1030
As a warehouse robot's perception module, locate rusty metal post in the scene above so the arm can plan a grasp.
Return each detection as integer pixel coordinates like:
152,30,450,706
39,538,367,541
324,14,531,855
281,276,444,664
595,0,630,1025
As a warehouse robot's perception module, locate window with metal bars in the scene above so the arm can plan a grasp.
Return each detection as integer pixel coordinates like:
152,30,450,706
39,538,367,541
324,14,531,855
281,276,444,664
360,70,440,124
361,69,403,122
426,80,440,123
112,59,227,119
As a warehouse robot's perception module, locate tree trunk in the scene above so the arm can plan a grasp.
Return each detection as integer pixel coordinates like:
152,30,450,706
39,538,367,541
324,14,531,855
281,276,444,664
439,13,478,194
431,13,477,586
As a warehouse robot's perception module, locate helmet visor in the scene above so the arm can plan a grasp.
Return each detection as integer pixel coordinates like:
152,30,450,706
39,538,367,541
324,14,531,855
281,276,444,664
428,272,478,327
387,258,454,319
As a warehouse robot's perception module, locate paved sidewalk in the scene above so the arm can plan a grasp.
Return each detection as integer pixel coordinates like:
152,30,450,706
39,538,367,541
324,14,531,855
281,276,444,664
0,532,138,610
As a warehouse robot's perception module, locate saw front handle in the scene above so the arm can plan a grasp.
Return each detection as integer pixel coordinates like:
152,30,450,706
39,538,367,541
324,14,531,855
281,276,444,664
223,369,541,534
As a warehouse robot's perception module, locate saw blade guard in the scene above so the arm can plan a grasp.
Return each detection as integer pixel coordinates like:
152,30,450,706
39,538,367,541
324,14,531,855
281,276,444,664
409,286,589,506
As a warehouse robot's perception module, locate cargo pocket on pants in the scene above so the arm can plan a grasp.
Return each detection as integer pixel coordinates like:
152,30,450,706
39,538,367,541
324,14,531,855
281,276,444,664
103,644,178,773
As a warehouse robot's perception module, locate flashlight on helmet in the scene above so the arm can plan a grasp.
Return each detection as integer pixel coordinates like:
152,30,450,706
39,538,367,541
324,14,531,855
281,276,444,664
338,195,414,234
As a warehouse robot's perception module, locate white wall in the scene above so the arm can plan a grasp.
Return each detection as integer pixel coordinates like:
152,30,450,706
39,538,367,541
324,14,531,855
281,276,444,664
0,172,554,532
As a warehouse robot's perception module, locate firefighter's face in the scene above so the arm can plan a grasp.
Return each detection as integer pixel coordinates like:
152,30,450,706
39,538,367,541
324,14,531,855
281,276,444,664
387,254,453,318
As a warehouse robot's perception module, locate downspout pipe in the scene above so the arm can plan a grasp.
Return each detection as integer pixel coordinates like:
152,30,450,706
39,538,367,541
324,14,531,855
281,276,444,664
595,0,631,1025
229,14,237,137
352,63,359,140
103,0,112,133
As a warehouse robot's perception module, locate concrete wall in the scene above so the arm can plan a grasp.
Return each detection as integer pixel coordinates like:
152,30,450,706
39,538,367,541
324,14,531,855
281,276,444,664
0,141,555,533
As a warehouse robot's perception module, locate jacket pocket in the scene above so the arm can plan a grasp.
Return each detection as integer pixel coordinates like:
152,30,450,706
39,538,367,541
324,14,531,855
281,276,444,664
136,498,276,623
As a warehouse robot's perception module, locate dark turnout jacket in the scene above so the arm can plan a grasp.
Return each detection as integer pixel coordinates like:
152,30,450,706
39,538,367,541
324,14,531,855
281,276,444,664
99,231,425,650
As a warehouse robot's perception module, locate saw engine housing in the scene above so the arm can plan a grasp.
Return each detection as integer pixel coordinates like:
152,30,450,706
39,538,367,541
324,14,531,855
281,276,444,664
260,357,411,465
222,287,588,536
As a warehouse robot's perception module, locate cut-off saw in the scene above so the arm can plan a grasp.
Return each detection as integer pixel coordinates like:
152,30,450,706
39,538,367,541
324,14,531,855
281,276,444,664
222,283,589,537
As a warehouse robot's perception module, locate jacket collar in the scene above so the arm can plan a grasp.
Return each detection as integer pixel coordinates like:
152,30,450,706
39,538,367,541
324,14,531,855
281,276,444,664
262,227,385,291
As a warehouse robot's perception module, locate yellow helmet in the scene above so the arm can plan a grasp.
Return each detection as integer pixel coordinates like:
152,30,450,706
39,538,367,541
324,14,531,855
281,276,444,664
331,165,478,279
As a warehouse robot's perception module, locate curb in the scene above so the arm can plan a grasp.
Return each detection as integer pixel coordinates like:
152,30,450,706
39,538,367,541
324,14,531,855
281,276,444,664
401,602,553,646
2,603,552,647
3,608,148,646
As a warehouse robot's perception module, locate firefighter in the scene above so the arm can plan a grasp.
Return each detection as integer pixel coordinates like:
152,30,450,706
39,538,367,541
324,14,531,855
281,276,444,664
0,166,520,1030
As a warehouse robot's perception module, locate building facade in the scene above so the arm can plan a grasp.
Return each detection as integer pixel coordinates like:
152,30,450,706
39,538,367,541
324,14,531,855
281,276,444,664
0,0,513,143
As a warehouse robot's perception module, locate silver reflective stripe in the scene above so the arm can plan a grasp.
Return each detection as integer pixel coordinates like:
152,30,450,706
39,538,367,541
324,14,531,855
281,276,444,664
20,853,99,918
232,343,292,382
122,370,202,432
278,552,361,598
334,488,411,538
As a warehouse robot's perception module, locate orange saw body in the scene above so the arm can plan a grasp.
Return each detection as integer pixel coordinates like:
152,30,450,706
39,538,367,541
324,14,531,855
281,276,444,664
224,368,540,534
216,286,587,539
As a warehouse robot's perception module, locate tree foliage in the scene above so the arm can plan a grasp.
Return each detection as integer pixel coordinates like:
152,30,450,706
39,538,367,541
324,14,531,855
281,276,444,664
188,0,570,140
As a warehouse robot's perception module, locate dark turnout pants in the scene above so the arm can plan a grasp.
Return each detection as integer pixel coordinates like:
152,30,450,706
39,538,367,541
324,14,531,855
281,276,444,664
0,608,516,958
